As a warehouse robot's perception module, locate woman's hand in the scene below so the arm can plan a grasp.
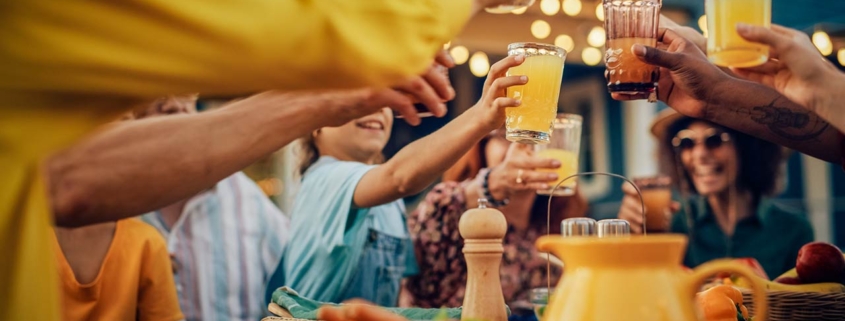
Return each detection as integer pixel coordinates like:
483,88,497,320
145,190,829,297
470,55,528,130
487,143,561,200
616,183,680,234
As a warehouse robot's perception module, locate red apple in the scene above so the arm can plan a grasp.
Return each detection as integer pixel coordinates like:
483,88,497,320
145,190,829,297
796,242,845,283
774,276,803,285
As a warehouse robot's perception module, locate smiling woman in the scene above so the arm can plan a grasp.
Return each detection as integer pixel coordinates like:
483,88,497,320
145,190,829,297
618,109,815,278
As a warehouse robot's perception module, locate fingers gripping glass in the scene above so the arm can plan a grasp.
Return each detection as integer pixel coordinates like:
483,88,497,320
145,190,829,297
672,131,731,151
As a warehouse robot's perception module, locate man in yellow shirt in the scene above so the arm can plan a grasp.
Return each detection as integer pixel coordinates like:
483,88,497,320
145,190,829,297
0,0,511,319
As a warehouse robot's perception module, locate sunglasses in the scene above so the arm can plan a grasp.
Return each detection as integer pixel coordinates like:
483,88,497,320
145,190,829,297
672,130,731,150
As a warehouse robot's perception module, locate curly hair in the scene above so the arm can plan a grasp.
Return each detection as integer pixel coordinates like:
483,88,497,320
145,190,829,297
658,117,785,199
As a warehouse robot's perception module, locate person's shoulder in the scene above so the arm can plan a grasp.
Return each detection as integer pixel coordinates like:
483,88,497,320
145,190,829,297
762,200,813,233
121,219,169,250
306,156,372,176
764,200,809,223
300,156,374,191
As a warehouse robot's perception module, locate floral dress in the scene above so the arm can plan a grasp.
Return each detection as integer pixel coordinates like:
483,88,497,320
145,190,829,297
404,181,563,308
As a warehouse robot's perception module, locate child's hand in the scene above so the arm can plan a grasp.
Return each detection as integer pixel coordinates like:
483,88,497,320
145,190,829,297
473,54,528,130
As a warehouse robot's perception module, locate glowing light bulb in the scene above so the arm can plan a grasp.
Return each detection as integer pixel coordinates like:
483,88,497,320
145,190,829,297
587,26,606,47
540,0,560,16
555,34,575,53
582,47,602,66
450,46,469,65
469,52,490,77
838,49,845,67
531,19,552,39
596,2,604,21
812,31,833,56
562,0,582,16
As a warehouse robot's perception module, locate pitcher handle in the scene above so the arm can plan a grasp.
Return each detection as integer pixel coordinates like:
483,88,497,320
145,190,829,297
686,259,768,321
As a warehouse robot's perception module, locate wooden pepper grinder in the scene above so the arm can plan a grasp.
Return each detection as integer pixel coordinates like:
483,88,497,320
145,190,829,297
459,199,508,321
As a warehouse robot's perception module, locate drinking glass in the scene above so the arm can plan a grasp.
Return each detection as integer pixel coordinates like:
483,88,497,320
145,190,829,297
485,0,536,14
603,0,662,96
706,0,771,68
535,114,582,196
634,175,673,232
505,42,566,144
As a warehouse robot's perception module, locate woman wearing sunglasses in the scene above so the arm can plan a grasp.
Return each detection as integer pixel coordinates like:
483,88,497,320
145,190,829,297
617,109,814,278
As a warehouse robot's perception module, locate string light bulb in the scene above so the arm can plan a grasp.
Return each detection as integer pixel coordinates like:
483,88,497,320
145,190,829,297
540,0,560,16
838,49,845,67
562,0,582,16
555,34,575,53
596,2,604,21
812,30,833,56
531,19,552,39
587,26,606,47
582,47,602,66
469,52,490,77
450,45,469,65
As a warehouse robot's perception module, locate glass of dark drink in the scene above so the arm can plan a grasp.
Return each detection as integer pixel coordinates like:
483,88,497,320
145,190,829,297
603,0,662,98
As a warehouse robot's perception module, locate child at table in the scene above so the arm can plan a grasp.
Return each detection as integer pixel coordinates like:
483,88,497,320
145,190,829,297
282,54,551,306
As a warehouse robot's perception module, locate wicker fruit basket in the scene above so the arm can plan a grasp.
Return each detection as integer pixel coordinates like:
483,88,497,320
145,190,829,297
741,290,845,321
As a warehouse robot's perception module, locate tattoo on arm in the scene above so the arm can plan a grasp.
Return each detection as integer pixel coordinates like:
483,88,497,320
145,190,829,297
733,98,830,141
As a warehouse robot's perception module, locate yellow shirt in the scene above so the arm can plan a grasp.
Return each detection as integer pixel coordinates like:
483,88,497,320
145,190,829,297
0,1,472,320
55,219,183,321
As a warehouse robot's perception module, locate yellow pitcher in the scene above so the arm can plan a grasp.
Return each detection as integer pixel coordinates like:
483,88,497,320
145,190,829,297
536,234,768,321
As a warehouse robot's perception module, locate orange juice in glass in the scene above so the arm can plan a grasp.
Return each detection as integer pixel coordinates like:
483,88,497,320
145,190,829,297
535,114,582,196
706,0,771,68
634,176,673,232
505,42,567,144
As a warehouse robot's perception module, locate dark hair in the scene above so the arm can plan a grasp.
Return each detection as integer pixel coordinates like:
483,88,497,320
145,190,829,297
659,117,784,199
298,134,320,176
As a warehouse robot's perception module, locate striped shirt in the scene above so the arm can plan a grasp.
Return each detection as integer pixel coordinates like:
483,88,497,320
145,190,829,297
141,172,289,321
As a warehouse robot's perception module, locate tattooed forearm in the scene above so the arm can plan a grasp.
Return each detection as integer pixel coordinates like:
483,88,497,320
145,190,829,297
732,98,830,141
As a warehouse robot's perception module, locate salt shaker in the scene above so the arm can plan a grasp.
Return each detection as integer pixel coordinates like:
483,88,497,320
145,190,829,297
596,219,631,237
560,218,597,237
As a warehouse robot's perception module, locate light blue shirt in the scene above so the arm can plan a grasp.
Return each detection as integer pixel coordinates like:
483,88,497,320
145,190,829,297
283,157,417,303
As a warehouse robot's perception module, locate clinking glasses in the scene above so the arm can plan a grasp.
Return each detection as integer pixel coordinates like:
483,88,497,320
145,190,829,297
672,130,731,150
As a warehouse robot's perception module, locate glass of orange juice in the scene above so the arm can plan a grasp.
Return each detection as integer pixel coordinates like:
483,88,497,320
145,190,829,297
505,42,566,144
706,0,771,68
535,113,582,196
603,0,662,97
633,176,673,232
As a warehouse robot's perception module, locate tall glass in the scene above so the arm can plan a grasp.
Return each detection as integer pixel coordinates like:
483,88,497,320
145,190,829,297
505,43,566,144
603,0,662,96
634,176,673,232
535,114,582,196
706,0,771,68
485,0,536,14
